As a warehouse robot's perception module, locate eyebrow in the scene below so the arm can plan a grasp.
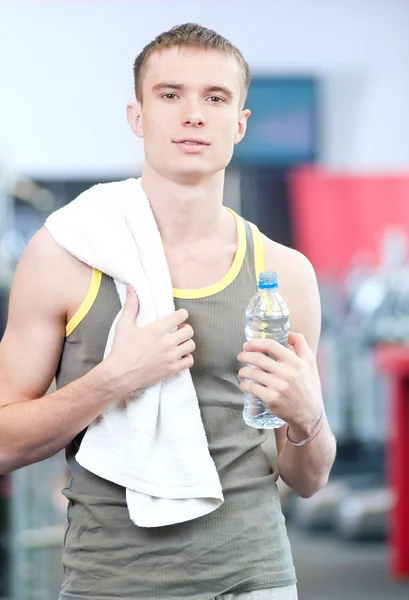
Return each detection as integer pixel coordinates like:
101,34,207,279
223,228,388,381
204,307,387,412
151,82,235,99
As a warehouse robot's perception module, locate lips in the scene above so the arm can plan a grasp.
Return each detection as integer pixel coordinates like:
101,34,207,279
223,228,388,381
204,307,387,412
173,139,210,145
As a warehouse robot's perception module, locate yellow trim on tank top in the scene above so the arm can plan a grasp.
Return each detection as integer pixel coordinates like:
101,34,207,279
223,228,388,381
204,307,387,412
172,208,246,299
249,221,265,281
65,268,102,337
64,211,265,336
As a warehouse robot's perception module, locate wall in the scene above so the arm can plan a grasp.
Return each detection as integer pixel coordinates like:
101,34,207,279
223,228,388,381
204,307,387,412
0,0,408,178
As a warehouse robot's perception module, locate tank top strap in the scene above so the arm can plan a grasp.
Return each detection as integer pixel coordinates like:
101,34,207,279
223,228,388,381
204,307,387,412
239,216,265,288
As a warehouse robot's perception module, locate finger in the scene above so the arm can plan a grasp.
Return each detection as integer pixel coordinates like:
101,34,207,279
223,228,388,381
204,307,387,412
243,339,296,363
176,339,195,358
238,366,273,387
287,331,312,360
238,350,282,375
121,285,139,321
172,323,194,345
239,380,276,406
160,308,189,332
178,353,194,372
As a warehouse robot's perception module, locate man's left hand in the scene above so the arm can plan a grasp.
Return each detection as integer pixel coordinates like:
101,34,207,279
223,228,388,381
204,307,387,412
237,331,323,436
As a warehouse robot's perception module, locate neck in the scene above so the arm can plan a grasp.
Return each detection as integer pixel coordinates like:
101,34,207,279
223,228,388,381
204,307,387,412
140,164,227,246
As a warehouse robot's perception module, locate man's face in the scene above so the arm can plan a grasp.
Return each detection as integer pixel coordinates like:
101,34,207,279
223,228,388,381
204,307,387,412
128,46,250,184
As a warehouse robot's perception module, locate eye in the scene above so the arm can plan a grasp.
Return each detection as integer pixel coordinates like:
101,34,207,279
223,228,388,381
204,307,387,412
162,93,178,100
207,96,224,103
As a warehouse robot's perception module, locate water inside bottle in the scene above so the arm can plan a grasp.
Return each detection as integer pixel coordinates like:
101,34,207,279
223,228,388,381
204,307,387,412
243,313,289,429
245,314,290,346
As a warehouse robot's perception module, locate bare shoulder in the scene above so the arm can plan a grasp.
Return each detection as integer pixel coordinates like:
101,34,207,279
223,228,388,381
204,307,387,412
0,227,93,405
10,226,92,325
261,234,317,285
261,234,321,354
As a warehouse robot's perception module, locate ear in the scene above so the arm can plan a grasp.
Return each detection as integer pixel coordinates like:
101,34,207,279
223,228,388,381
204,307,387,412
126,101,144,138
234,108,251,145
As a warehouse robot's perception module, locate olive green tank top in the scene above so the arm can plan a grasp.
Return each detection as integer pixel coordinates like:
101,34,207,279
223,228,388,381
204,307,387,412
56,211,296,600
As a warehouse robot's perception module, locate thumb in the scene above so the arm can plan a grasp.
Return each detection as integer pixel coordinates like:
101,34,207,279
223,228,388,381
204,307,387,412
287,331,311,359
121,285,139,321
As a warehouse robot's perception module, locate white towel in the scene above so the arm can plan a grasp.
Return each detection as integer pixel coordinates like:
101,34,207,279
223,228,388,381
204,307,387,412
45,177,223,527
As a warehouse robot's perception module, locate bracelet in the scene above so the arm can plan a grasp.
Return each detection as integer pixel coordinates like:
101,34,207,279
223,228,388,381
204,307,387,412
286,408,325,447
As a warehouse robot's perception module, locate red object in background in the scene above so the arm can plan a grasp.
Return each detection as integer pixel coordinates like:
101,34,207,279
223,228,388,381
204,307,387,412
375,345,409,578
289,167,409,577
288,166,409,278
289,167,409,578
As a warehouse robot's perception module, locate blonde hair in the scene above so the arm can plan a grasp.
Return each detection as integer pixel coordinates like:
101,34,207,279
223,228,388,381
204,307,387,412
133,23,251,106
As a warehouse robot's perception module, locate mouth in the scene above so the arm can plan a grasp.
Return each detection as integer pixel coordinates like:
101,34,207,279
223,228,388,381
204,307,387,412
173,139,210,146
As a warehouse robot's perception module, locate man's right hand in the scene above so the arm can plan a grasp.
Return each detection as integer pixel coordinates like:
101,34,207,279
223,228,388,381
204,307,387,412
106,285,195,392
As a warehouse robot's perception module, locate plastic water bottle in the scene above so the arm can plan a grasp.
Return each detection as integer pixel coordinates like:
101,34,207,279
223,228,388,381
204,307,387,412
243,271,290,429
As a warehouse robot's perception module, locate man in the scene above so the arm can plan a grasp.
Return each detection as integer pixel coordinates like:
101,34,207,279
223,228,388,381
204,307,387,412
0,23,336,600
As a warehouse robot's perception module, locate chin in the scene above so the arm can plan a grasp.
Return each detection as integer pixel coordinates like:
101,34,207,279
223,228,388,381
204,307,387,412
168,162,229,185
146,154,231,184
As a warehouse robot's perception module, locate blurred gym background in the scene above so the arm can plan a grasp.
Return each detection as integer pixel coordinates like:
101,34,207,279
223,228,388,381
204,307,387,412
1,1,409,599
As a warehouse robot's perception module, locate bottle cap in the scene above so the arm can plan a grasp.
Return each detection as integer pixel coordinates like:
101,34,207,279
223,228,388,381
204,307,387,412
258,271,279,289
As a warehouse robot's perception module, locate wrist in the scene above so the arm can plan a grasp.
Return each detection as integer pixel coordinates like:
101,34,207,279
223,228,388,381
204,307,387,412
98,357,135,399
287,410,323,444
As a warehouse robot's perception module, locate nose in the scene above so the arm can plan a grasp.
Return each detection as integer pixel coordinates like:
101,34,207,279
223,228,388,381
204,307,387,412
182,98,206,128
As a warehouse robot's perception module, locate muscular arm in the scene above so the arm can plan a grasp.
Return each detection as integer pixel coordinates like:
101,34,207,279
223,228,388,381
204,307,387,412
0,229,128,474
0,228,194,475
266,240,337,498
